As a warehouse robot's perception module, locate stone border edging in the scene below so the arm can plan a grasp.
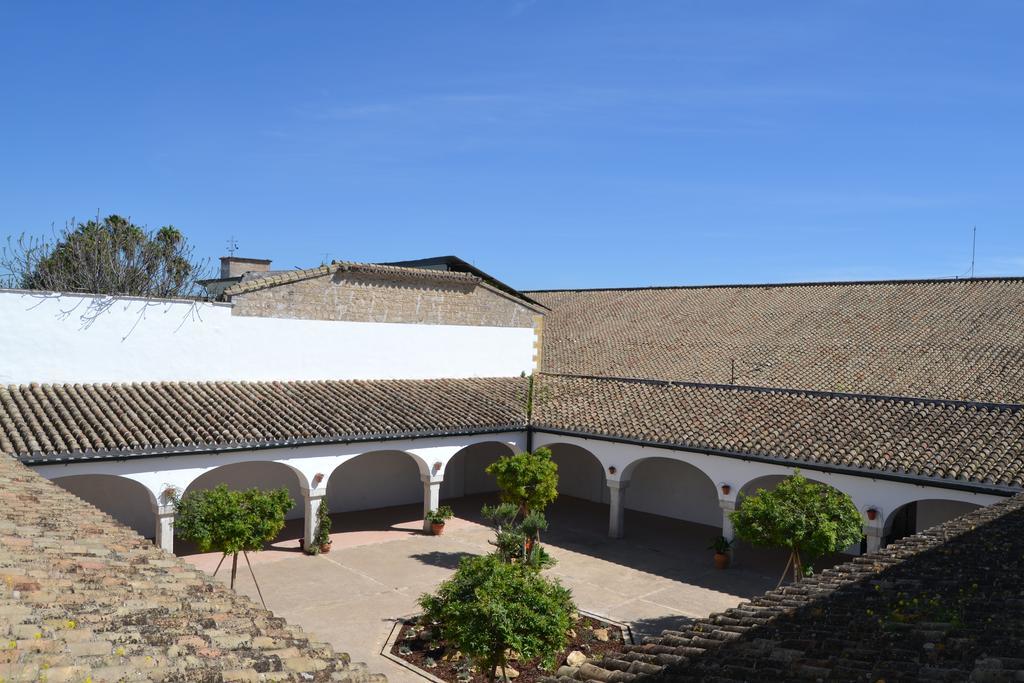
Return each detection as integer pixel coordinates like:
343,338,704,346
379,610,634,682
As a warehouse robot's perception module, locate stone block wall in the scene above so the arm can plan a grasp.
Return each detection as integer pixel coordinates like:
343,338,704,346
231,269,537,328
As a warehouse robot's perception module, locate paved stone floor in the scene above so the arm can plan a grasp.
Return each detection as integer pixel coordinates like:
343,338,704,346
180,495,846,682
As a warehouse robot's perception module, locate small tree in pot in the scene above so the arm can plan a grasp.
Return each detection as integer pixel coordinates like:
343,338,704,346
306,498,333,554
708,535,732,569
425,505,454,535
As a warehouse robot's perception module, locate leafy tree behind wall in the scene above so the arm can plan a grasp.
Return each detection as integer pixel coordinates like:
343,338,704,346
730,471,863,583
1,214,208,297
419,554,574,682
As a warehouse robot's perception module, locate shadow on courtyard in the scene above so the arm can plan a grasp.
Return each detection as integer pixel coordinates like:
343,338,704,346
176,491,848,599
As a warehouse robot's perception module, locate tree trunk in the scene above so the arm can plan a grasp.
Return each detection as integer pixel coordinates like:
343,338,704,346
230,552,239,589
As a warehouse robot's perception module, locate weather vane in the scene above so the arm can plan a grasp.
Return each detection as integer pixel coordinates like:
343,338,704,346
227,236,239,256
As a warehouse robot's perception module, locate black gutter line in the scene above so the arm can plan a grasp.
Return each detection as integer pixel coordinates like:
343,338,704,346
19,425,527,467
529,426,1021,498
539,372,1024,413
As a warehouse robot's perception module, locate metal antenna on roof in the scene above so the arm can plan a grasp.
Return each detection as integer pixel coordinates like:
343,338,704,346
321,252,331,266
226,236,239,256
970,226,976,279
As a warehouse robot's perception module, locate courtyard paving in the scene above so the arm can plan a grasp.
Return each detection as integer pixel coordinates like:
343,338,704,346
180,495,842,682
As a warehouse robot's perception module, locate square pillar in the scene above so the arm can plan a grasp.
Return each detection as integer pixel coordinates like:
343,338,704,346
864,509,884,554
422,476,442,532
607,481,629,539
155,505,176,554
303,488,327,552
720,498,737,561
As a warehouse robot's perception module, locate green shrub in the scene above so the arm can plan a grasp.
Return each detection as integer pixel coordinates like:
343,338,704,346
419,554,574,681
485,447,559,515
730,471,862,582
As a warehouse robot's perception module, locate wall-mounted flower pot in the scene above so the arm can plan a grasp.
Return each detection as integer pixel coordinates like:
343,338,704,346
866,509,878,521
720,484,731,496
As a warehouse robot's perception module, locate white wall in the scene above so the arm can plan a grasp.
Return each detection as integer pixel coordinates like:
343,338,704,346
916,499,983,532
327,451,423,512
549,444,607,503
52,474,155,537
533,432,1007,539
439,442,509,500
0,290,535,384
625,458,721,527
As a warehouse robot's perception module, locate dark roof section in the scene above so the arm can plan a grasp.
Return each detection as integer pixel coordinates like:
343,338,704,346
0,377,529,464
532,374,1024,489
381,255,547,309
0,455,381,681
223,261,481,298
546,491,1024,682
528,277,1024,404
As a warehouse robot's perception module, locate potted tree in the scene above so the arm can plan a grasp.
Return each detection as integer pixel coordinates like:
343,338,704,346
425,505,454,535
708,535,732,569
313,499,333,554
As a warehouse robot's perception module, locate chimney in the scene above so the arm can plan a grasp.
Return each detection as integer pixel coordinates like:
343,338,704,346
220,256,272,279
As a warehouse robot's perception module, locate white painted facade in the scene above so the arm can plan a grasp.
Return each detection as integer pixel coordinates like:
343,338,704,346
0,290,535,384
534,433,1005,553
39,427,1008,560
38,432,525,551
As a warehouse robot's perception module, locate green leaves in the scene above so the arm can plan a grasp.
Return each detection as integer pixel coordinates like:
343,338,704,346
485,447,559,515
730,471,863,574
172,484,293,555
3,214,208,297
419,554,574,677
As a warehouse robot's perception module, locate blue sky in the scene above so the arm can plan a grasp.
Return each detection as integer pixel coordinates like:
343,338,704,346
1,2,1021,290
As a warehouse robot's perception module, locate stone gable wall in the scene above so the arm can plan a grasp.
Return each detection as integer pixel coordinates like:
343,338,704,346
231,270,536,328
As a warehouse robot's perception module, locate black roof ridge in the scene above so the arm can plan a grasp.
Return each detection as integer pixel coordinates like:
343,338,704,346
538,372,1024,413
523,274,1024,294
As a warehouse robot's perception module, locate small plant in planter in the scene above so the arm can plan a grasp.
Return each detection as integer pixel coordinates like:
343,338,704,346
426,505,454,535
708,535,732,569
314,499,333,554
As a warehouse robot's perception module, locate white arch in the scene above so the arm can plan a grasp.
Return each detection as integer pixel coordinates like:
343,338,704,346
51,473,158,537
736,470,843,500
883,497,983,536
439,440,517,501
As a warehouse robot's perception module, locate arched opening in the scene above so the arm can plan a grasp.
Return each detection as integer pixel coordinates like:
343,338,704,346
179,461,305,553
623,456,720,528
884,499,982,547
531,442,609,535
52,474,156,539
439,441,516,502
547,443,607,505
326,450,424,513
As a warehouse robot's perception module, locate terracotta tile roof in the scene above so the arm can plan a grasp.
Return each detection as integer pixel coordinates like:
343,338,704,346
224,261,480,297
528,278,1024,404
0,455,383,681
532,374,1024,488
0,377,528,463
546,492,1024,682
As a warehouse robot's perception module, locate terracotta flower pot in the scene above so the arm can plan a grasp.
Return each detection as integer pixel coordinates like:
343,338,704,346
320,541,332,554
431,522,446,536
713,552,730,570
866,509,878,521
